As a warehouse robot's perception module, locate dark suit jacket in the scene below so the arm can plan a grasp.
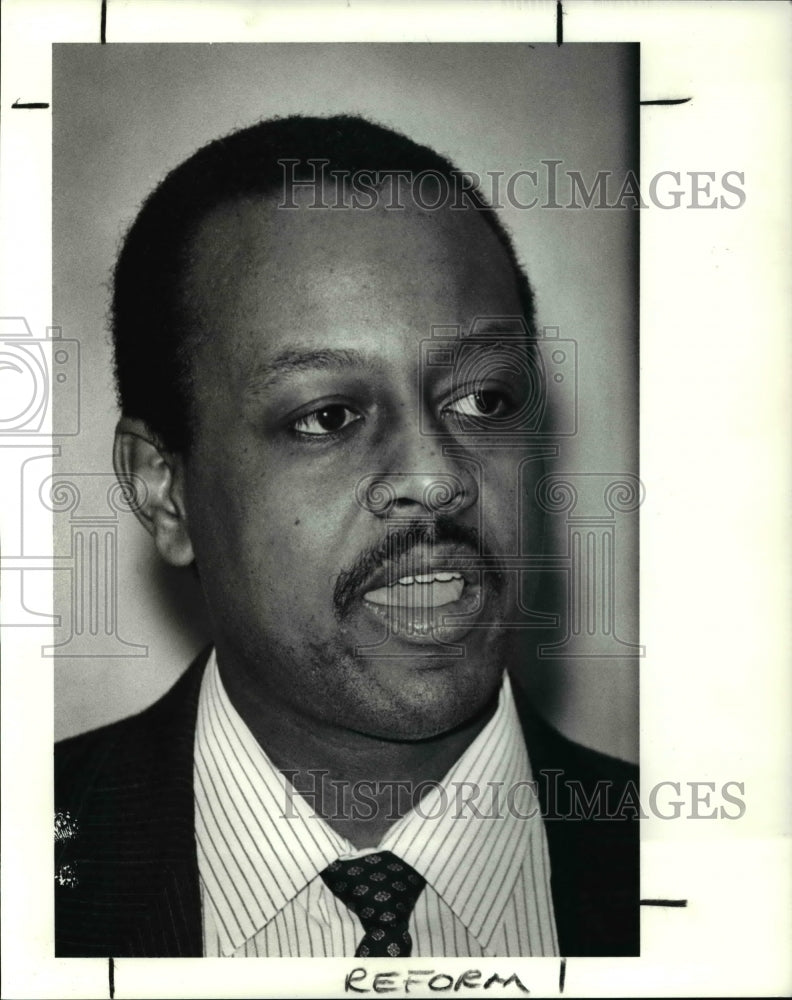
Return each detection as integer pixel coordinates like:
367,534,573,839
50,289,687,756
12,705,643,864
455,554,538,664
55,649,639,957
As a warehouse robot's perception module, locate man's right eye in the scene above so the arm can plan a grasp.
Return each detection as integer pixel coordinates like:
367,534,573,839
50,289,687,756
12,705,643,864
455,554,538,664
291,405,362,437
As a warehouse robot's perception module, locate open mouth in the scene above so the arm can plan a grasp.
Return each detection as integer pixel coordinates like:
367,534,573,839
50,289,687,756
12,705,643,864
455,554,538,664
362,572,465,609
354,549,492,643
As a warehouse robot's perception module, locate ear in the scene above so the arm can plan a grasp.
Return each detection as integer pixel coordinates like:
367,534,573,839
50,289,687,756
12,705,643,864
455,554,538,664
113,417,195,567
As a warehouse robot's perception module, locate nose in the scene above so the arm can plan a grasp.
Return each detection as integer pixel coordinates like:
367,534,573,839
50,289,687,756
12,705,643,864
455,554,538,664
355,418,479,519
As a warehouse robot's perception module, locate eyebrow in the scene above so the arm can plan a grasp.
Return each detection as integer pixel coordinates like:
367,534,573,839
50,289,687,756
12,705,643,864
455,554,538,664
244,348,371,393
243,322,530,394
466,318,532,335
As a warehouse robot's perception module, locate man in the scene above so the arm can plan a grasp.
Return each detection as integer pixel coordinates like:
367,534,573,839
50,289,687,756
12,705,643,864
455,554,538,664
55,114,639,958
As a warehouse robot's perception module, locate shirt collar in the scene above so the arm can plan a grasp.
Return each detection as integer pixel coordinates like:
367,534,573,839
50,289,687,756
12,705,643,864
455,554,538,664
378,673,539,949
194,650,539,955
195,651,348,955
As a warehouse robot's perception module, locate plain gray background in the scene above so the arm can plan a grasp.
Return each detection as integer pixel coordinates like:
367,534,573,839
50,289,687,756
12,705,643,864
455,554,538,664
53,42,639,761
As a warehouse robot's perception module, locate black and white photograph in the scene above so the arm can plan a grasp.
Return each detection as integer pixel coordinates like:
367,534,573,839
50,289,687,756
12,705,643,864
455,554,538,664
51,41,640,960
1,2,789,998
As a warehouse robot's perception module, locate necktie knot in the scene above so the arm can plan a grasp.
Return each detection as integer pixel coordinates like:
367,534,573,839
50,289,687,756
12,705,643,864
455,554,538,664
321,851,426,957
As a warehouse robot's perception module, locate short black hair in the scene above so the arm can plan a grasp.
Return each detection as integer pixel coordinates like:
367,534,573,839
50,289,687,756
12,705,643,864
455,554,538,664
112,113,536,452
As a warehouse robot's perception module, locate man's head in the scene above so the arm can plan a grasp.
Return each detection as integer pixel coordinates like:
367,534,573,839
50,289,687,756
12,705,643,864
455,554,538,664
112,114,536,453
113,114,545,745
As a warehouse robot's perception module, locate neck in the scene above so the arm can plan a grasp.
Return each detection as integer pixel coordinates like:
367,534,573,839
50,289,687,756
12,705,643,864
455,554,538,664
218,658,500,849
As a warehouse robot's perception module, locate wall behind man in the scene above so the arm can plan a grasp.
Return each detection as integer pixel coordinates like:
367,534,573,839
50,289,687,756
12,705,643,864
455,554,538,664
53,43,639,762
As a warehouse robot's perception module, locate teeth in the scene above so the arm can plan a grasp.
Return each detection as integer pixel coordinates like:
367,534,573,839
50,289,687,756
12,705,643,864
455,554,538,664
399,572,462,585
363,576,465,609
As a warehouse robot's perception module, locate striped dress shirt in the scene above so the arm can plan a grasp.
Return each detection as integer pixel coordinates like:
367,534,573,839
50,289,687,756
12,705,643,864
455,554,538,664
194,650,558,957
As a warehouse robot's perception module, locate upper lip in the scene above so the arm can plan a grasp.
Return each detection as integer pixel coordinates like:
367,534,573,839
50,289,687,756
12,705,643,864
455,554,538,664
358,544,482,596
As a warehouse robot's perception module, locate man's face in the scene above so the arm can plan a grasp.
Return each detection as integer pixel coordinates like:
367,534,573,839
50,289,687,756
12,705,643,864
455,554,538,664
179,187,543,741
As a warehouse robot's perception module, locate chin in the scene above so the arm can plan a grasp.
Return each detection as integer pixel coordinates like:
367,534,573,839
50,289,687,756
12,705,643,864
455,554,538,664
359,656,505,742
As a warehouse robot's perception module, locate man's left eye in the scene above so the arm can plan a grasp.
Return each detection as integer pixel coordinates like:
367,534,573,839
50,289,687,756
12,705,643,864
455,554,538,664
292,405,362,436
446,389,511,419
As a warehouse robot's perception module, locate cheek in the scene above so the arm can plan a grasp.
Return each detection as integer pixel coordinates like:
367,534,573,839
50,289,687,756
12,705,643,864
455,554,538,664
185,457,344,595
184,454,267,569
480,460,522,529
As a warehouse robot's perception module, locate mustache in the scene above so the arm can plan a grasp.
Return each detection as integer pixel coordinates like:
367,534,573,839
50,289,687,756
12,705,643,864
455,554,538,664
332,516,503,620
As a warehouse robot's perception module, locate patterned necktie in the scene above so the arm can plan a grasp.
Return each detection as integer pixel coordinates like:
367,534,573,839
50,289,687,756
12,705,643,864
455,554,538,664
320,851,426,957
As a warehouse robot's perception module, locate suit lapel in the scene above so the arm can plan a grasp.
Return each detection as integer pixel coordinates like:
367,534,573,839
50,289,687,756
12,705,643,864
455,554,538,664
56,649,210,957
509,670,640,957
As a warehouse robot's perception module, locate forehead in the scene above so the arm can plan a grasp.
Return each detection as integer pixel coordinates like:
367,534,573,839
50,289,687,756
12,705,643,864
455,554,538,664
182,191,522,370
